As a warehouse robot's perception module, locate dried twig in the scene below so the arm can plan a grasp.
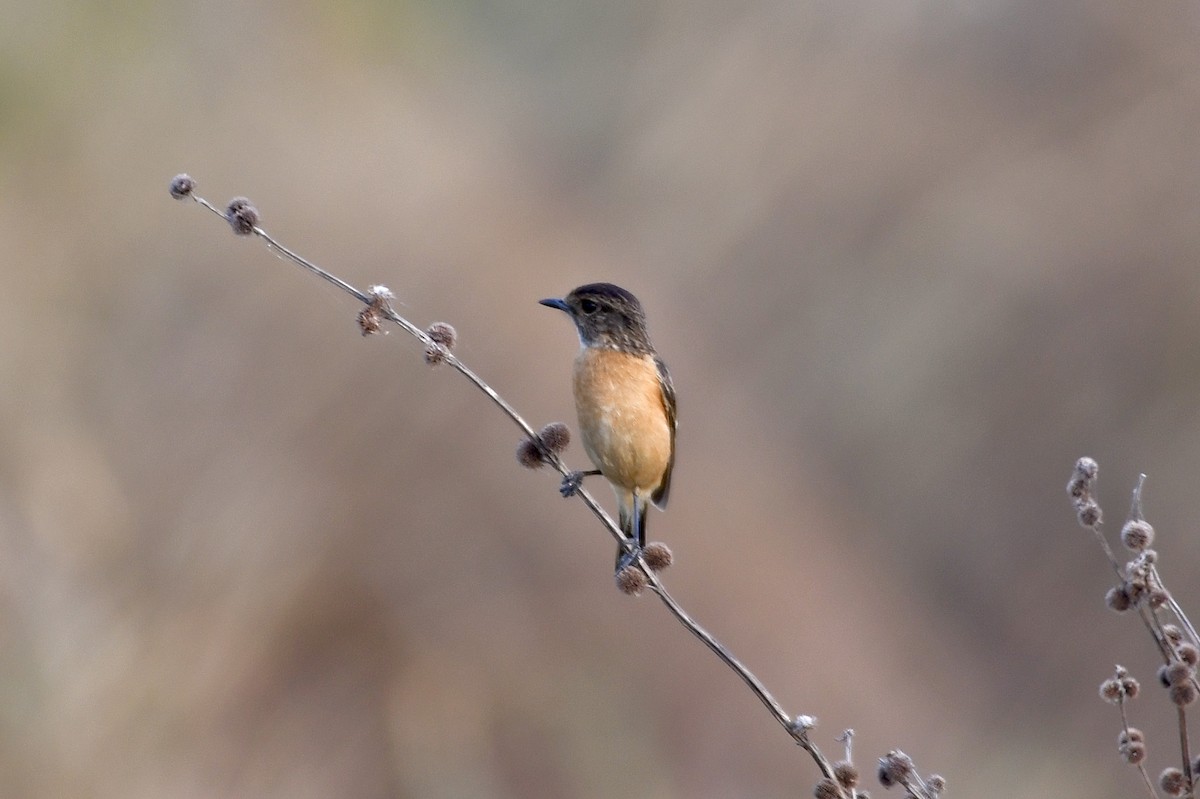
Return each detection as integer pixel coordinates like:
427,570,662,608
170,174,942,798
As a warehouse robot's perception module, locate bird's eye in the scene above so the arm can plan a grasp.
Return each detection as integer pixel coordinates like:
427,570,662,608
579,298,599,314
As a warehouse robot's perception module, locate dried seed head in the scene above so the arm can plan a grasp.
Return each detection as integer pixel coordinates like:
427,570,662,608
1164,625,1184,645
1074,457,1099,481
813,779,840,799
1076,500,1102,527
225,197,259,235
1177,644,1198,666
615,564,647,596
1105,585,1133,612
926,774,946,794
1119,728,1144,746
1163,661,1193,687
1121,519,1155,551
1100,678,1125,703
426,321,457,349
516,438,544,469
423,322,457,365
169,173,195,199
1170,681,1198,706
1120,676,1140,699
833,761,859,789
358,286,394,336
1067,476,1088,499
1159,767,1187,796
642,542,673,572
877,751,913,787
1148,589,1170,610
537,422,570,455
357,306,383,336
1121,740,1147,764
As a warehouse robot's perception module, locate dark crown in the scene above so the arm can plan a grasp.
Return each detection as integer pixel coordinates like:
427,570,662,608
562,283,653,353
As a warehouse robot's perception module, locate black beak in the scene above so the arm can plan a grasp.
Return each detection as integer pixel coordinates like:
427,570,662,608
539,298,570,313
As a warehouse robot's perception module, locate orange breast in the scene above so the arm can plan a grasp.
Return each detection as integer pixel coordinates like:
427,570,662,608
572,348,673,496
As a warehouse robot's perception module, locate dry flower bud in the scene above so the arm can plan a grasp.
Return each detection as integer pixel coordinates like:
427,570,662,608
1170,681,1198,706
359,286,394,336
877,751,913,787
1077,500,1102,527
1105,585,1132,612
357,306,383,336
1121,740,1147,764
834,761,859,789
1164,661,1193,687
1074,457,1099,481
537,422,570,455
169,173,195,199
1121,519,1155,551
225,197,259,235
1159,767,1187,796
1119,728,1144,746
813,779,840,799
426,321,457,350
516,438,544,469
642,542,673,572
615,564,647,596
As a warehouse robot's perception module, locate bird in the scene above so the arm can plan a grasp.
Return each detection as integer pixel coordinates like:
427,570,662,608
540,283,676,570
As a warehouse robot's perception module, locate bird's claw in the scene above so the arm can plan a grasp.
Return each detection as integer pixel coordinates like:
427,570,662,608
615,544,643,573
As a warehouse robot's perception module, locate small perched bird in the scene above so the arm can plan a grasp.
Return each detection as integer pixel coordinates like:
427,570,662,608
540,283,676,569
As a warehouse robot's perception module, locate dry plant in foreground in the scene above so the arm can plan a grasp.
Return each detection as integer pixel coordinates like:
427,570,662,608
1069,457,1200,798
170,173,944,798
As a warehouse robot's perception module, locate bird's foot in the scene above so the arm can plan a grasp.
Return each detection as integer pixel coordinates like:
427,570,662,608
559,469,599,498
615,543,643,573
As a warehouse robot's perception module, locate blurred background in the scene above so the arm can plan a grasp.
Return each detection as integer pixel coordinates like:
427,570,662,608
3,0,1200,796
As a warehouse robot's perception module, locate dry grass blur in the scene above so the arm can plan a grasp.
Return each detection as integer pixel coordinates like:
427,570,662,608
3,1,1200,797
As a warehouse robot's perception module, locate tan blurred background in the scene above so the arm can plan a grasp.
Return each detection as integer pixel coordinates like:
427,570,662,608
3,1,1200,796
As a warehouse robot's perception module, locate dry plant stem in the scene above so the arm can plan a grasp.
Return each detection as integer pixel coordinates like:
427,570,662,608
183,190,848,790
1129,478,1197,791
1177,705,1193,797
1126,477,1197,649
1087,470,1197,799
1117,697,1160,798
192,196,542,439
